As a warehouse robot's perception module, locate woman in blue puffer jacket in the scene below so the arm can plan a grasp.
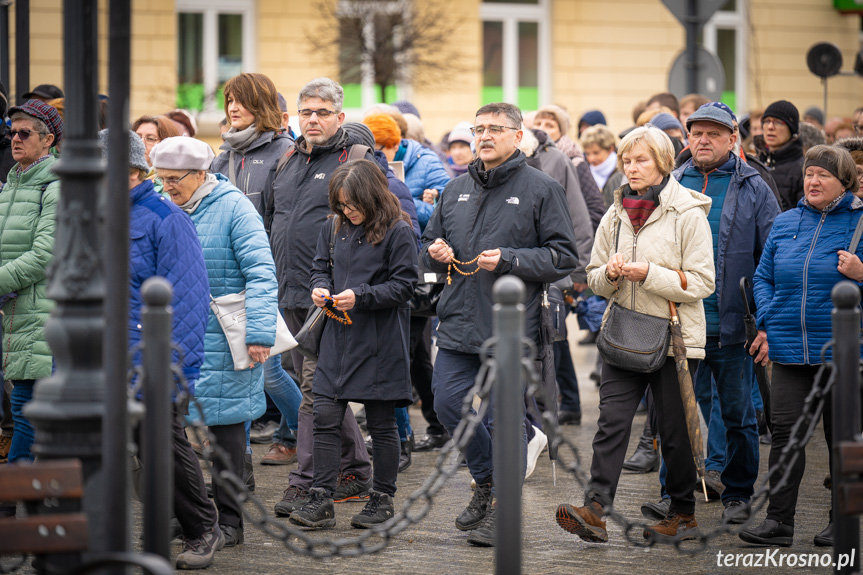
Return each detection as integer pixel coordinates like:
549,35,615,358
152,136,279,548
742,145,863,548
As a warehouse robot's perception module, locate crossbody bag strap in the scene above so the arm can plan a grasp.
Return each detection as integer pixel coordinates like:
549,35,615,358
849,211,863,254
227,151,238,186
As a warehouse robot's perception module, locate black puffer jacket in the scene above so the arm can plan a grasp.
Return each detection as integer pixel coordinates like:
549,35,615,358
420,151,578,354
268,129,376,309
758,137,804,211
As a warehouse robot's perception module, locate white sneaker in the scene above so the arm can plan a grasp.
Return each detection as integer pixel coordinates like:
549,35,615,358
524,426,548,479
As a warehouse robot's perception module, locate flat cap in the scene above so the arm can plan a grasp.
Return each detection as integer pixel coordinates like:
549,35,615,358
150,136,214,171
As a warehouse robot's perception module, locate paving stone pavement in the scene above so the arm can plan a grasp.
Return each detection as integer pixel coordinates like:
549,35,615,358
129,324,856,575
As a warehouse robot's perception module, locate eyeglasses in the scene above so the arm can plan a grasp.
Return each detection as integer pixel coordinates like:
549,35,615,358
471,125,519,137
154,170,195,187
10,129,44,141
139,135,160,144
335,201,359,213
761,118,786,128
298,108,337,119
854,124,863,135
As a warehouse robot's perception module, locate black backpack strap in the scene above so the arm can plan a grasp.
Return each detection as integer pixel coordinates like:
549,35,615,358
265,148,297,234
38,180,57,216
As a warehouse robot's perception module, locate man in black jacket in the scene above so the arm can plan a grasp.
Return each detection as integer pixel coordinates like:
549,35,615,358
268,78,374,518
421,102,578,546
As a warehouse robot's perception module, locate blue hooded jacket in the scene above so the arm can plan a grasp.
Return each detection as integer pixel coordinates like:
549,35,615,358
397,139,451,229
673,153,780,345
754,192,863,364
128,179,209,394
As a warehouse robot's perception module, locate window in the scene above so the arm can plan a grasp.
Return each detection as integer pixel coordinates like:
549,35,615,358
480,0,549,110
703,0,747,113
176,1,256,113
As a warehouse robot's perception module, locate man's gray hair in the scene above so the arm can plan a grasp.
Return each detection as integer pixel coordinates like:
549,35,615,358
476,103,523,130
10,112,48,136
297,78,344,113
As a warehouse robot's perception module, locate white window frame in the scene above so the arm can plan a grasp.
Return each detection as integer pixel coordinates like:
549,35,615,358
703,0,747,113
176,0,257,117
480,0,550,107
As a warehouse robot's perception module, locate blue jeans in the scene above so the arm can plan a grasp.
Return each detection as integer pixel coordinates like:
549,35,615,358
431,348,527,485
263,354,301,447
395,407,413,443
694,339,761,502
9,380,35,463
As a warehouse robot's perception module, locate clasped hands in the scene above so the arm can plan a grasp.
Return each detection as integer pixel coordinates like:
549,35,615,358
605,252,648,283
428,238,500,271
312,287,356,311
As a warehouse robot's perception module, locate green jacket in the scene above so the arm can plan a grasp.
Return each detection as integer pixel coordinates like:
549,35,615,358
0,157,59,380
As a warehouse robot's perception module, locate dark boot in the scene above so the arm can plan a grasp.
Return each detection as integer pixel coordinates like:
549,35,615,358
456,481,491,531
622,434,659,473
399,436,413,472
467,502,496,547
555,501,607,543
739,519,793,547
643,511,699,541
289,487,336,529
815,510,833,547
350,490,395,529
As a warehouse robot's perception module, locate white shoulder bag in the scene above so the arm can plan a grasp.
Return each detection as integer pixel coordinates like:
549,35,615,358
209,290,297,371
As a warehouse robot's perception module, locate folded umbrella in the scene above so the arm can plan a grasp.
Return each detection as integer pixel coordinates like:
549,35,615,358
668,300,709,502
740,276,771,432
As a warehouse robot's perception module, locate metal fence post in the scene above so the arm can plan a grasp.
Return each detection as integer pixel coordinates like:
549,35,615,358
141,278,174,562
831,280,861,575
493,276,525,575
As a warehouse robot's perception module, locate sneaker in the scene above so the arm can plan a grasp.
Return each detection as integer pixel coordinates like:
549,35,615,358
739,519,793,547
219,524,244,547
260,443,297,466
175,525,224,570
467,501,496,547
525,426,548,480
274,485,310,517
249,420,279,444
413,433,450,452
641,498,671,521
332,474,372,503
700,470,724,500
643,511,699,541
289,487,336,529
350,490,395,529
555,501,608,543
456,481,492,531
722,500,751,525
0,435,11,464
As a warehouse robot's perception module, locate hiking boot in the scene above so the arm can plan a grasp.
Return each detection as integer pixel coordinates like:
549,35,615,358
525,426,548,480
643,511,699,541
413,433,449,452
274,485,310,517
467,501,496,547
0,434,11,464
722,500,751,525
739,519,793,547
249,420,278,444
641,498,671,522
622,435,659,473
333,474,372,503
814,522,833,547
219,524,243,547
260,443,297,466
456,481,492,531
700,470,724,500
289,487,336,529
350,490,395,528
555,501,607,543
175,525,224,570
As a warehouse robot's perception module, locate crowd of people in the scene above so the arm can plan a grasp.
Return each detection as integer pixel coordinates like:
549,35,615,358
0,74,861,569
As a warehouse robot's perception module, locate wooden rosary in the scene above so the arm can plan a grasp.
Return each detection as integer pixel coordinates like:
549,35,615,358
447,252,483,285
323,296,352,325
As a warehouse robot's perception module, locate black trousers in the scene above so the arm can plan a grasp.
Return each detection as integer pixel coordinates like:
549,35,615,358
409,316,444,436
587,357,698,515
313,395,399,497
209,423,246,529
133,414,217,540
767,363,833,526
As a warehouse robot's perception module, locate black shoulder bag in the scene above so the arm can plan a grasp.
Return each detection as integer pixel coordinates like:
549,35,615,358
293,220,337,360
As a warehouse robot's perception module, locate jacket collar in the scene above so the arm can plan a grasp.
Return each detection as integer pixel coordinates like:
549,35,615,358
218,130,284,155
129,178,155,204
468,149,526,189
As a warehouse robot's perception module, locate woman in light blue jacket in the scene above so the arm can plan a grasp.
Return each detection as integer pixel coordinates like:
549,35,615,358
152,136,279,549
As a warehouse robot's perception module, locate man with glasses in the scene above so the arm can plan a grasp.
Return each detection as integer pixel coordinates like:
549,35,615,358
757,100,804,211
421,102,578,546
266,77,375,518
0,99,62,477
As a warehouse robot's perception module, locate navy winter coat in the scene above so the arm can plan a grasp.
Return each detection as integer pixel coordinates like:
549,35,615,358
310,218,418,406
128,179,209,394
211,130,293,213
754,192,863,364
421,151,578,354
673,152,780,345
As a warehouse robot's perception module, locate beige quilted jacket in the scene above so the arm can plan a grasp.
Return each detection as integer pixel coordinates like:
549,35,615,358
587,177,716,360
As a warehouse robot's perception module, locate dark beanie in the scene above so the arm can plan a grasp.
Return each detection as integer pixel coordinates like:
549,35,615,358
763,100,799,136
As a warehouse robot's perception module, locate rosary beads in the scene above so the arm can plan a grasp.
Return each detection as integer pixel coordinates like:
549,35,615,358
323,296,352,325
447,253,482,285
